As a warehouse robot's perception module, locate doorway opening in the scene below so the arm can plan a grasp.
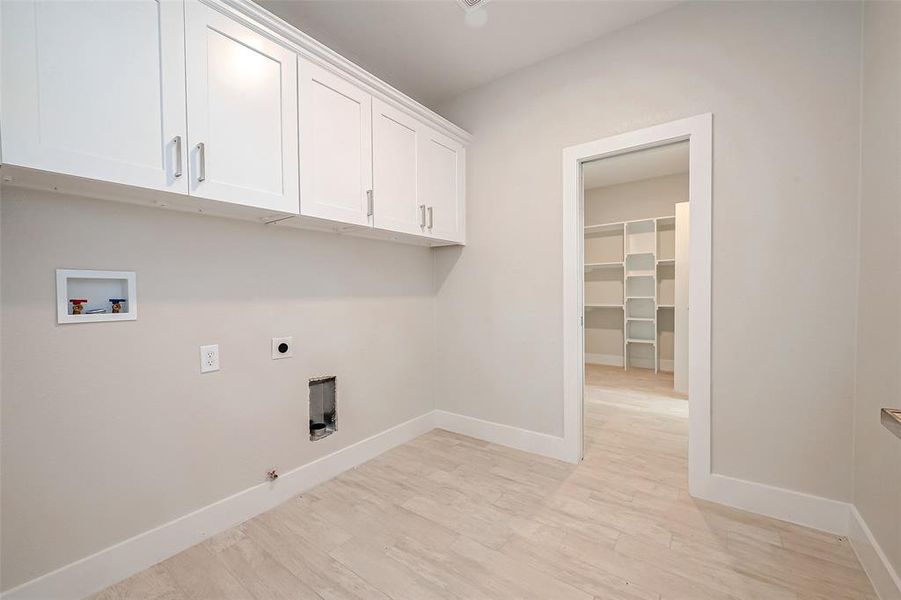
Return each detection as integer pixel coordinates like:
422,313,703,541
562,115,712,497
581,141,690,457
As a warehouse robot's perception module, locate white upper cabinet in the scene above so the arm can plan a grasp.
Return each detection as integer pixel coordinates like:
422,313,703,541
298,58,372,225
184,0,298,214
418,127,465,243
1,0,188,193
372,99,423,236
0,0,468,243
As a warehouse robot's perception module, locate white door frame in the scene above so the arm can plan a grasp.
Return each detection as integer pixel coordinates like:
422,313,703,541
562,114,713,498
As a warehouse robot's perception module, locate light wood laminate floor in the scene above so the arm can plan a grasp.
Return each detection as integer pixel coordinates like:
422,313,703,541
92,365,875,599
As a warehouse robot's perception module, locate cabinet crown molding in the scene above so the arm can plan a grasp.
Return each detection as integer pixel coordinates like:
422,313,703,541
212,0,473,146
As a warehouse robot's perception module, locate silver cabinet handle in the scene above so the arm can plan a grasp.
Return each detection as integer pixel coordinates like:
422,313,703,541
367,190,374,217
427,206,433,230
196,142,206,182
419,204,426,228
174,136,183,178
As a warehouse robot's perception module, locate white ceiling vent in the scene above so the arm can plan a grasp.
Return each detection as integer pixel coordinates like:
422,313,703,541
456,0,492,12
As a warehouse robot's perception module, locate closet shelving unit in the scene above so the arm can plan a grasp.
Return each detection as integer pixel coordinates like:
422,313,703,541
584,214,676,372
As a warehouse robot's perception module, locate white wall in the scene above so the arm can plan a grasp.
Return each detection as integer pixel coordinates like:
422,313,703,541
0,188,436,591
434,1,862,500
854,0,901,583
585,173,687,226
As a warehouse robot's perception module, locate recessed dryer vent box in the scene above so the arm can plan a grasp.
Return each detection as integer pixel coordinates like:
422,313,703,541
56,269,137,324
309,376,336,441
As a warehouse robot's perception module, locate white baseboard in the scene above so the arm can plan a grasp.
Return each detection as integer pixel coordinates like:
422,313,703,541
697,473,851,535
584,354,674,372
849,505,901,600
697,474,897,598
0,412,436,600
585,353,623,367
433,410,573,463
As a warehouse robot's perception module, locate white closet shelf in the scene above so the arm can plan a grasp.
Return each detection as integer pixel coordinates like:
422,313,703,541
584,222,624,234
583,209,683,375
585,261,624,271
586,215,664,234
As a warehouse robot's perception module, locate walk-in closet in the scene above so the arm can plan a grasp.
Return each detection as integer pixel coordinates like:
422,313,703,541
582,141,689,393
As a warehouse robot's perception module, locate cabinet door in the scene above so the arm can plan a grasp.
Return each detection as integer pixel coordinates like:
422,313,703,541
184,0,298,214
372,99,423,236
298,58,372,225
1,0,188,193
418,127,465,243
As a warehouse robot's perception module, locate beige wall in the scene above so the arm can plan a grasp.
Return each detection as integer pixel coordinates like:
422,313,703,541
855,0,901,579
435,1,861,500
585,173,687,226
0,188,436,590
584,173,688,365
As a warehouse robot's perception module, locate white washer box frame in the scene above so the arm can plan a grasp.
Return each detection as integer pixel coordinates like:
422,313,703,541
56,269,137,324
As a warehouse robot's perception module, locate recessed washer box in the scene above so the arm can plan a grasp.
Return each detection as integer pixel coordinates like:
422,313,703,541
309,376,336,441
56,269,137,324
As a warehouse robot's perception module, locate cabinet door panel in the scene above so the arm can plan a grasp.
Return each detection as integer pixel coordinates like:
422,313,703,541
1,0,187,192
185,0,298,213
419,128,464,243
298,59,372,225
372,99,422,236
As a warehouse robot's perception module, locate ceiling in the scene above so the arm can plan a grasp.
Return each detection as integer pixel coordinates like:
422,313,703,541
256,0,678,108
583,141,689,190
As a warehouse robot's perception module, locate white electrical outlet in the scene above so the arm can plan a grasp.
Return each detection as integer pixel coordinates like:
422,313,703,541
200,344,220,373
271,336,293,360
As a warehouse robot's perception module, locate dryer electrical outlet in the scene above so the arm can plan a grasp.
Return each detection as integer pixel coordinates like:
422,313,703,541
271,336,293,360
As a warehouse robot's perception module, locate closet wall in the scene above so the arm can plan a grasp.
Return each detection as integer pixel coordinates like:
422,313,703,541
586,173,688,225
584,173,687,370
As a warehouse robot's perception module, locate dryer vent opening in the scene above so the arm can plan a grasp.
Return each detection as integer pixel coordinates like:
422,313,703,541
309,376,336,441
